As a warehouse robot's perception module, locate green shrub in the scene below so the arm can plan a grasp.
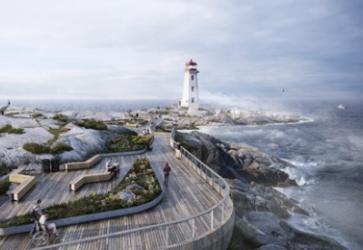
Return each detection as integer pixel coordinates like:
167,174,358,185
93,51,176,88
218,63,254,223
50,143,73,154
47,126,70,145
0,158,161,227
23,143,51,154
32,113,44,119
0,179,10,196
77,119,107,130
0,124,24,134
53,114,68,123
107,135,152,153
23,142,73,155
0,164,10,177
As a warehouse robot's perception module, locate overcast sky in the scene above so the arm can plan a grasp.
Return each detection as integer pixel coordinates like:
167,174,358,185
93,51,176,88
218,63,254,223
0,0,362,101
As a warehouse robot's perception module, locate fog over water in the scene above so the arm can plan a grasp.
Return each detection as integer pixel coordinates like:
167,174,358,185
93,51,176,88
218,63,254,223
199,99,363,250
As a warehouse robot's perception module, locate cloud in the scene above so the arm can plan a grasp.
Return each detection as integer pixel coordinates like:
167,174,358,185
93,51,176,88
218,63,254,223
0,0,362,100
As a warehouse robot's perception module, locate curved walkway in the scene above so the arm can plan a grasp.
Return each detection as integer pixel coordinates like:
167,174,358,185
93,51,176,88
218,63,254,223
0,133,232,250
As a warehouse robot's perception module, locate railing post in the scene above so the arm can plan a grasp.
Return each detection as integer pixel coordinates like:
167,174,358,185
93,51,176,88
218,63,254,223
221,201,225,221
191,218,195,238
210,209,214,230
165,225,169,247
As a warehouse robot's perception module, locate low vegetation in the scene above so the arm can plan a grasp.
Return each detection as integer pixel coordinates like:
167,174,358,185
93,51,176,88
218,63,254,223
32,112,44,119
50,143,73,154
77,119,107,130
23,143,50,154
0,164,10,177
107,135,153,152
47,126,70,145
0,158,161,227
23,142,73,155
0,124,24,135
6,112,20,117
113,158,160,194
53,113,68,123
0,179,10,196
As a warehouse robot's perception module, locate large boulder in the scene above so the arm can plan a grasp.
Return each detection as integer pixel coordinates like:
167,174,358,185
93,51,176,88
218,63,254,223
57,124,108,162
229,179,307,219
57,124,136,162
117,191,135,202
236,211,292,246
175,131,295,186
228,179,346,250
125,184,145,195
231,211,346,250
257,244,287,250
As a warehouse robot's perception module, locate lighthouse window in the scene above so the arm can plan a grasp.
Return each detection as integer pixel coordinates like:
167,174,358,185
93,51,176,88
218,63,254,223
191,86,194,92
191,75,194,80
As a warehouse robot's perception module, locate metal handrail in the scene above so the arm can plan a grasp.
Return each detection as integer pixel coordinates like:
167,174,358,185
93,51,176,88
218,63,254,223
33,137,233,250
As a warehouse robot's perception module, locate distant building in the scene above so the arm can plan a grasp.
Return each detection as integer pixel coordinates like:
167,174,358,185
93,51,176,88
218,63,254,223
180,59,199,110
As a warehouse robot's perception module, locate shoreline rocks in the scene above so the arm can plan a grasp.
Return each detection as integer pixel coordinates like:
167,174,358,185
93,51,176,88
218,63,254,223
175,131,295,186
174,131,347,250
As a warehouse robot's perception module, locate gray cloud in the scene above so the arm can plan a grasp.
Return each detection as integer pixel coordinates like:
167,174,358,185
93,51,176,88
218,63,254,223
0,0,362,100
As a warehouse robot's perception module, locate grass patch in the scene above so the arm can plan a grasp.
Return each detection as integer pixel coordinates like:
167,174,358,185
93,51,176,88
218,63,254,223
32,113,44,119
47,126,70,145
77,119,107,130
113,158,159,193
0,179,10,196
0,158,161,227
23,143,51,154
51,143,73,154
0,164,10,177
6,112,20,117
23,143,73,155
107,135,153,152
0,124,24,135
53,114,68,123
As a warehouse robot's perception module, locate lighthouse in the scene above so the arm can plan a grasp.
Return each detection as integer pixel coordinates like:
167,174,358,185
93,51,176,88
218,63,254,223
180,59,199,110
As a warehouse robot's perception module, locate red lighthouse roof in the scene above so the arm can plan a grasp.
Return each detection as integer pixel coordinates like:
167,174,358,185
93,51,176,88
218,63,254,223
186,59,197,66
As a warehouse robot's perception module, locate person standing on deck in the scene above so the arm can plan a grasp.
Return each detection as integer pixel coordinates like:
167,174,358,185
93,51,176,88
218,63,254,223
163,162,171,188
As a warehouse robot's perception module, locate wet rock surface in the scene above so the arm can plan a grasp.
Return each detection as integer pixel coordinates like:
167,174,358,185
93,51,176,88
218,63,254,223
175,131,346,250
175,131,295,186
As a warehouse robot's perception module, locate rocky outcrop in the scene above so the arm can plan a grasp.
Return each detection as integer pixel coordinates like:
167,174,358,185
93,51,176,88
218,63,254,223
157,107,304,131
174,131,346,250
0,114,137,167
229,179,345,250
175,131,295,186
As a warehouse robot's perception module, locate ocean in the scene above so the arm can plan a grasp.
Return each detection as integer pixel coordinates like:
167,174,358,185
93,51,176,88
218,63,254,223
199,99,363,250
9,99,175,112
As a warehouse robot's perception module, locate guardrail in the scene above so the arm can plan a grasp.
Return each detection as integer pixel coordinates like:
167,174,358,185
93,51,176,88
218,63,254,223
32,135,233,250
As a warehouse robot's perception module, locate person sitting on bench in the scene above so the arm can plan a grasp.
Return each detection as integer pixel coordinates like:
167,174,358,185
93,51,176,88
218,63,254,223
105,160,119,174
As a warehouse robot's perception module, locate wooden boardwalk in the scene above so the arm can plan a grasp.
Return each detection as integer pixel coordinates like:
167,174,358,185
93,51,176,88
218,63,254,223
0,133,222,250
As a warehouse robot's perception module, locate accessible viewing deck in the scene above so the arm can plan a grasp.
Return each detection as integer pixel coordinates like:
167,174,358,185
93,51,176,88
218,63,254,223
0,133,234,250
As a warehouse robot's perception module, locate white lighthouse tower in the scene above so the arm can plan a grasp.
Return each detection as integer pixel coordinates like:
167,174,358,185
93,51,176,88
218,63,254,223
180,59,199,111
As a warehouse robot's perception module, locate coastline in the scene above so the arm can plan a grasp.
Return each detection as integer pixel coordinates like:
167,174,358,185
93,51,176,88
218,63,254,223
173,129,350,250
0,104,360,249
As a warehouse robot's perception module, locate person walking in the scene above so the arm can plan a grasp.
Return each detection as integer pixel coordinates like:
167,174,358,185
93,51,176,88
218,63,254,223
163,162,171,189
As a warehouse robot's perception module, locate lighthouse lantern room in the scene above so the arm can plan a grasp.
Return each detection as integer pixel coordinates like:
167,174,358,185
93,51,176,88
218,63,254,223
180,59,199,110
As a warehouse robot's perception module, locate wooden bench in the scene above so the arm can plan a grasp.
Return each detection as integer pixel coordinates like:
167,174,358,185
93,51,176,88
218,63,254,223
9,169,37,201
69,171,115,191
65,154,102,171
